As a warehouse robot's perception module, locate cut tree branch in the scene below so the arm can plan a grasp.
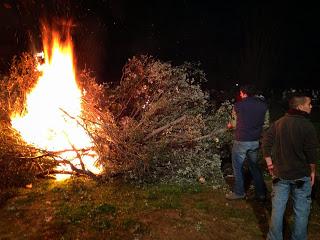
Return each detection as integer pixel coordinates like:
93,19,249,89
59,159,98,180
17,148,93,160
188,128,227,142
171,128,228,146
144,115,186,141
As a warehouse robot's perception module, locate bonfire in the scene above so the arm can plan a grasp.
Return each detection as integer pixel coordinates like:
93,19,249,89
10,22,102,180
1,20,227,188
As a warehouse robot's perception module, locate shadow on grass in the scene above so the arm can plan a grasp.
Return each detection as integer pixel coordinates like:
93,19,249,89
225,171,271,239
246,195,271,239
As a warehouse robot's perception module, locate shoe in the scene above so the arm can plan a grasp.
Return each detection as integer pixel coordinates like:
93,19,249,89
225,191,245,200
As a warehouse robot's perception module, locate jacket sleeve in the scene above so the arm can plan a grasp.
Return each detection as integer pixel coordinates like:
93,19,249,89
303,122,319,164
262,123,275,158
263,109,270,130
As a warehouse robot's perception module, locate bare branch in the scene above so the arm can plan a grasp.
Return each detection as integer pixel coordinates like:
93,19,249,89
144,115,186,141
187,128,227,142
59,159,98,180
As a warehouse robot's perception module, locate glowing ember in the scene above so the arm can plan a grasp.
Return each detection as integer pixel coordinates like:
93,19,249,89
10,23,102,180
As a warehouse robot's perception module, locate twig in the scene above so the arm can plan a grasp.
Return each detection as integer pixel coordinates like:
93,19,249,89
69,142,85,171
116,76,146,120
59,108,115,150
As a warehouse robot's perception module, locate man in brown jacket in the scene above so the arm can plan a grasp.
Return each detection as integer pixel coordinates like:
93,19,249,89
262,94,318,240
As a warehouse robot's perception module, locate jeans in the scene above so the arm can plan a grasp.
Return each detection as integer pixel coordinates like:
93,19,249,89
232,140,266,197
267,176,312,240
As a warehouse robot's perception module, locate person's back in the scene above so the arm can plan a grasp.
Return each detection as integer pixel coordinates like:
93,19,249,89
226,85,267,201
270,111,317,179
234,96,267,141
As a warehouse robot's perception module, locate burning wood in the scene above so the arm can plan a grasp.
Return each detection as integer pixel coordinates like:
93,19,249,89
9,22,102,180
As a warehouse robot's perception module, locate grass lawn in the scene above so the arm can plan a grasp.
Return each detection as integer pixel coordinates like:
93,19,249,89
0,177,320,240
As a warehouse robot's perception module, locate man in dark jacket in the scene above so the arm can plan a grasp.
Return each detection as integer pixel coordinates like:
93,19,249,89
262,94,318,240
226,85,268,200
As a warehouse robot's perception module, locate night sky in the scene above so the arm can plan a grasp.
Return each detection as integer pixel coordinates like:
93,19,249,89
1,1,320,91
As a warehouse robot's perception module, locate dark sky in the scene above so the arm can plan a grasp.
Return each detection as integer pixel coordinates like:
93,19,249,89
1,1,320,90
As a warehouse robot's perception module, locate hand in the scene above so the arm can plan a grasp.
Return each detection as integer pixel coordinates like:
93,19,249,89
265,157,274,176
310,164,316,187
311,172,315,187
227,122,233,129
267,164,274,177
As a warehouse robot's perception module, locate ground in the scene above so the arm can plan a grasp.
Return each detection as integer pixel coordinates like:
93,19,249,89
0,177,320,240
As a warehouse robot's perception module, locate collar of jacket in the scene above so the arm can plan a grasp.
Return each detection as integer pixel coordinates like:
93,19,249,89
286,109,310,118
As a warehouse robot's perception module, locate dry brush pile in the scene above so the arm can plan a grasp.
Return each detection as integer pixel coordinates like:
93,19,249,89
0,53,57,188
0,53,233,189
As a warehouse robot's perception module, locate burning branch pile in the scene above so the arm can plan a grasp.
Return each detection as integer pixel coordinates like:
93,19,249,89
0,53,39,120
0,19,235,187
0,54,57,188
0,52,233,187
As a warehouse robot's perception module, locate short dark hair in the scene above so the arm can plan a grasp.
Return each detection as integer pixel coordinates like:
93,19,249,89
239,85,256,96
288,95,310,109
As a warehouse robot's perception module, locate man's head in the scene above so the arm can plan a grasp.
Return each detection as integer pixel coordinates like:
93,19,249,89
289,95,312,114
239,85,256,99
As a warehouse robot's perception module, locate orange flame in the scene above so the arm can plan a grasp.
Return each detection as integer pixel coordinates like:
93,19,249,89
11,23,102,180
